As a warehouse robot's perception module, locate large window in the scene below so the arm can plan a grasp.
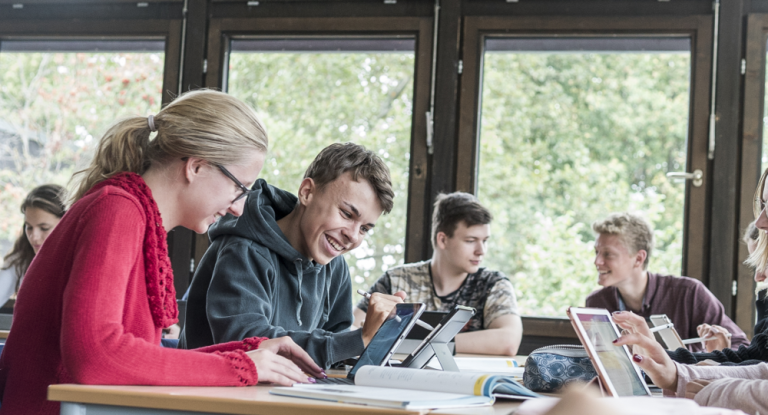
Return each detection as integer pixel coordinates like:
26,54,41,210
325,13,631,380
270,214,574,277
0,40,166,254
226,38,415,297
475,38,692,316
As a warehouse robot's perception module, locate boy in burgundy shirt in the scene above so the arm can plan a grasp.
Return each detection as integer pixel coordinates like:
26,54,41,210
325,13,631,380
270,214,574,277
586,212,748,352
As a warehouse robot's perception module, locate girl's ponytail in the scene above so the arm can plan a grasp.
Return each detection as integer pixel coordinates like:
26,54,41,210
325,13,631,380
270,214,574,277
70,116,153,203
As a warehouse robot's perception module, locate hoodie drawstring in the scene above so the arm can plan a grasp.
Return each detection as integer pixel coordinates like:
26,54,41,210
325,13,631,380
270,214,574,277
295,259,303,326
322,272,331,323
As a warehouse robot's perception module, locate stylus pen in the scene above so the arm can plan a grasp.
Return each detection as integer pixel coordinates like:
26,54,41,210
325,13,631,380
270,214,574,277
356,289,435,331
682,336,718,344
649,323,675,333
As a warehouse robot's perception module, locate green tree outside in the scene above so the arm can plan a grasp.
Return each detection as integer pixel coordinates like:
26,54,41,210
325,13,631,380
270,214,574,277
478,52,690,316
0,51,164,251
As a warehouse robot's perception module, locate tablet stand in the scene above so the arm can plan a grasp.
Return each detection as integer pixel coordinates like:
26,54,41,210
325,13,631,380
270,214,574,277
399,305,475,372
430,342,459,372
401,324,463,371
401,341,459,371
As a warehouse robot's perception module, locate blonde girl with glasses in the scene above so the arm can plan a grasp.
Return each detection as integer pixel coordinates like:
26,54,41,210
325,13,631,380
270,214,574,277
0,90,322,415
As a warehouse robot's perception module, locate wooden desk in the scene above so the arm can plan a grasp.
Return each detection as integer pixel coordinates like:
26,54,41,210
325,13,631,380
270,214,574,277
49,384,524,415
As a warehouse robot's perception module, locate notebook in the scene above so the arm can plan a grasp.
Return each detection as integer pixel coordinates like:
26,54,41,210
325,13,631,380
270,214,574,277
272,366,540,410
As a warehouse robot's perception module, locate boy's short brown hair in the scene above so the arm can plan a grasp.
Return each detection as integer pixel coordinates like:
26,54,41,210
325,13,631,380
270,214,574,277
303,142,394,213
431,192,492,247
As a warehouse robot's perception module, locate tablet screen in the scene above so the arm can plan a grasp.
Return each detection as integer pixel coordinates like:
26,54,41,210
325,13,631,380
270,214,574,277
349,303,422,378
575,313,648,396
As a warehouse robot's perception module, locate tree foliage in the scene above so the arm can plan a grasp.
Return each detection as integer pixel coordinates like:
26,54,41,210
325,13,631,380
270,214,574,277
0,52,164,252
478,52,690,315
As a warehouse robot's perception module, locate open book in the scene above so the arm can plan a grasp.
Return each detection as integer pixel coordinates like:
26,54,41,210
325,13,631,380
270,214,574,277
271,366,540,410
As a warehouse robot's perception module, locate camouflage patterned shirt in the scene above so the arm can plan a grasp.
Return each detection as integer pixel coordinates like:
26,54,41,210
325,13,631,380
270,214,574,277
356,260,519,332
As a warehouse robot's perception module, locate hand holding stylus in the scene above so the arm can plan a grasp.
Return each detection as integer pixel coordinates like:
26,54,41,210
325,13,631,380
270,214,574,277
696,323,731,352
356,289,434,331
357,289,407,347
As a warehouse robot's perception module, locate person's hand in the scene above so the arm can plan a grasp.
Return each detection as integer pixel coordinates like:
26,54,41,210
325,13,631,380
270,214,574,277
257,336,324,379
361,291,406,346
697,324,731,352
613,331,679,391
246,348,312,386
162,323,181,339
685,379,714,399
611,311,655,356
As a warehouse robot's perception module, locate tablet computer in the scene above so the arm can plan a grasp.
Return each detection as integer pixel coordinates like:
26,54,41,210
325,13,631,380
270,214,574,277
400,305,475,371
395,311,453,355
649,314,685,350
318,302,426,384
567,307,651,397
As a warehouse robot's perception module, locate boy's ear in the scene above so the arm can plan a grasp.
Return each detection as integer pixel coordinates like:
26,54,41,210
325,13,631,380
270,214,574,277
183,157,205,184
634,249,647,269
435,232,449,250
297,177,316,206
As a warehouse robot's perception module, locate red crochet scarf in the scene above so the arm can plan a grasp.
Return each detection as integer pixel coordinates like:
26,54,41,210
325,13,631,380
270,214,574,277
90,172,178,328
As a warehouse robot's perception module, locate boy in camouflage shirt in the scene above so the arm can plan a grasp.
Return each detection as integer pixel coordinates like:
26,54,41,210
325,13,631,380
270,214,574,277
355,192,522,356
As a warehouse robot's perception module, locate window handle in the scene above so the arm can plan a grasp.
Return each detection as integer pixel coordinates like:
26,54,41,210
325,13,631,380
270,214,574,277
666,169,703,187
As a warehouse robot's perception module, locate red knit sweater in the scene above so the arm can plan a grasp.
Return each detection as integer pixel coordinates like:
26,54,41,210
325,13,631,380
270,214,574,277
0,183,263,415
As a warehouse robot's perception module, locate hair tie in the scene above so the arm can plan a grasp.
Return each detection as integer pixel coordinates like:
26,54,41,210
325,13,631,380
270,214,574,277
147,114,157,132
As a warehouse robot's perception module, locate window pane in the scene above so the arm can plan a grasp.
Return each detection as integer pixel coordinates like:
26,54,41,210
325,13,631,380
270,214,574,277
477,37,691,316
0,40,165,254
227,38,415,298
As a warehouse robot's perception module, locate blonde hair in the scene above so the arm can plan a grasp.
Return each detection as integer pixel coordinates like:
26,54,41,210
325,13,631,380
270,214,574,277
70,89,268,202
744,220,759,246
592,212,654,269
746,168,768,273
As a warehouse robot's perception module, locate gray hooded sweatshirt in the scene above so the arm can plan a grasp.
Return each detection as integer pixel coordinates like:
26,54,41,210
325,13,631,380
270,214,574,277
178,179,364,368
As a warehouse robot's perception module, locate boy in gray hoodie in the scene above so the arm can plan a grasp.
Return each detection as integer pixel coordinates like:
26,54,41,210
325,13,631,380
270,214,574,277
179,143,405,369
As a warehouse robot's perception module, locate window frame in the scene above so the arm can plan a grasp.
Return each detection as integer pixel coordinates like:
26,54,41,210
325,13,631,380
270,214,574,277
0,20,180,106
456,16,713,317
201,16,435,269
737,13,768,338
0,17,184,294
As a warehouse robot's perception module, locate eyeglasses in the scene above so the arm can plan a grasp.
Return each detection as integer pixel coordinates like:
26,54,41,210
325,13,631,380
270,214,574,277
216,164,252,203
